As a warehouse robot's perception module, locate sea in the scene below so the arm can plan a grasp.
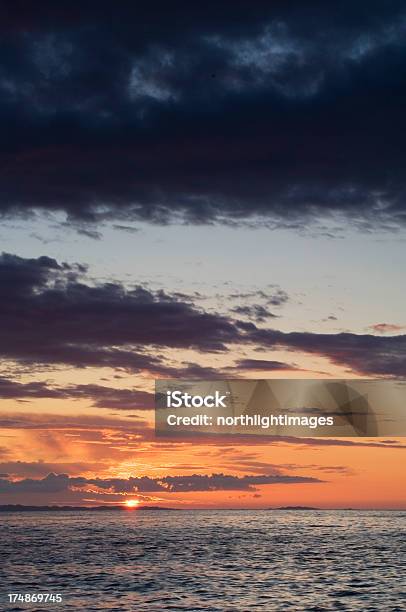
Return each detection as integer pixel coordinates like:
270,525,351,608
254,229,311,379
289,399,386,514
1,510,405,611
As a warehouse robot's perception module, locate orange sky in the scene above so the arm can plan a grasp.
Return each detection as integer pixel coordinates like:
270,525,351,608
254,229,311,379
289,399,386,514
1,396,405,509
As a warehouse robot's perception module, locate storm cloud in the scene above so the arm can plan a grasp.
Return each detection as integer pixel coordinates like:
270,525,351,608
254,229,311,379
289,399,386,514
1,2,406,229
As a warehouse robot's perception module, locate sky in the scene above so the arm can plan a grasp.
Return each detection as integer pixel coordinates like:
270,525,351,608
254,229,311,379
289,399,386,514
0,1,405,508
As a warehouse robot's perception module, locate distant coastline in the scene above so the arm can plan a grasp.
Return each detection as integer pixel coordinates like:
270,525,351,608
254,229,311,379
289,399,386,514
0,505,403,512
0,505,173,512
271,506,320,510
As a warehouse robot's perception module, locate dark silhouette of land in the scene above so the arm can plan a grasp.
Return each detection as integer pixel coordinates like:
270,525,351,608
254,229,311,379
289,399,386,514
273,506,320,510
0,505,399,512
0,505,173,512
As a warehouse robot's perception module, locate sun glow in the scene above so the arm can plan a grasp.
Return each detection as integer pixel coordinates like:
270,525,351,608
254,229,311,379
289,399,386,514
125,499,140,508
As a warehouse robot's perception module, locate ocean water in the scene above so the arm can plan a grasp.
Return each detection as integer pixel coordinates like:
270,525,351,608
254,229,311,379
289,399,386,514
1,510,405,611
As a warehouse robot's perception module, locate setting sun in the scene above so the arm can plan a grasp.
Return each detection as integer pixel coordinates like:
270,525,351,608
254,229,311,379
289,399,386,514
125,499,140,509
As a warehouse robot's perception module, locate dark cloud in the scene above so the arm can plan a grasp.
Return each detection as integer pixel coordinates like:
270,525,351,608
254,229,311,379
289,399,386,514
0,461,106,479
0,378,155,410
231,304,277,322
175,363,223,379
0,412,149,433
219,458,352,476
234,359,301,371
1,252,405,377
266,290,290,307
0,2,406,229
0,471,322,496
158,473,321,491
247,329,406,377
69,384,154,410
228,288,289,322
0,252,241,372
263,436,406,449
228,289,289,306
0,377,63,400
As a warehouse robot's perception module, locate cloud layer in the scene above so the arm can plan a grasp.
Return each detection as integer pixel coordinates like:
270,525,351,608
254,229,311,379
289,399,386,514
1,252,405,379
1,2,406,229
0,471,321,496
0,252,238,375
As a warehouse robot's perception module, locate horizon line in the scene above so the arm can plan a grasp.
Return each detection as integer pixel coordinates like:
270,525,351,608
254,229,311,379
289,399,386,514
1,504,405,511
